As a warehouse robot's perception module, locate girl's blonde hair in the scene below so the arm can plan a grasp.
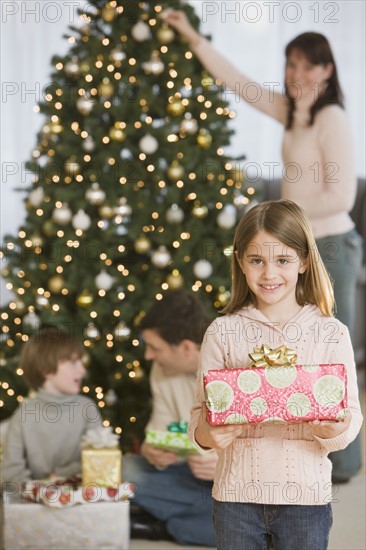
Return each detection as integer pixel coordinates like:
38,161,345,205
222,200,334,316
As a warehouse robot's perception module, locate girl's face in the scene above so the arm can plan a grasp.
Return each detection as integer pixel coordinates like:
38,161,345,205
44,353,86,395
237,230,307,314
285,49,333,101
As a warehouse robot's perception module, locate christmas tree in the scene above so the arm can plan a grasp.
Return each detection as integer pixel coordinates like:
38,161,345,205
0,0,252,451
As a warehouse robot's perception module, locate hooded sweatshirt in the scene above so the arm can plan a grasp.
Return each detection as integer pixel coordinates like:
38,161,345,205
2,389,102,483
188,304,363,505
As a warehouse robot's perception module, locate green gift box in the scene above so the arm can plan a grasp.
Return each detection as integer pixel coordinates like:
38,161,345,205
145,422,198,457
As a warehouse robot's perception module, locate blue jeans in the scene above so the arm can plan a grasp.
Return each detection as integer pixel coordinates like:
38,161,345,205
213,500,332,550
123,454,216,546
317,228,364,480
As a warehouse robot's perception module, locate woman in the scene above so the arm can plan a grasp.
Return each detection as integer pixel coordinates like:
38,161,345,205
164,10,363,482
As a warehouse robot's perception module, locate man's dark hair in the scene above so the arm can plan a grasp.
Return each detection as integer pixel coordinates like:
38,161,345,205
139,290,212,345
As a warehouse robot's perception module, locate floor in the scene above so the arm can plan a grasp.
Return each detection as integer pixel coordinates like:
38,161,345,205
130,473,366,549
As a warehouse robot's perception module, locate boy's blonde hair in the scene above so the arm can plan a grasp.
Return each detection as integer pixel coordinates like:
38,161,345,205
222,200,334,316
20,326,84,390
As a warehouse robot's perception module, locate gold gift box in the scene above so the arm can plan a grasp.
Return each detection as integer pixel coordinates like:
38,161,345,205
82,447,122,487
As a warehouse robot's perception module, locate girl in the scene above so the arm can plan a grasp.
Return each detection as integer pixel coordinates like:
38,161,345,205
165,10,364,482
188,200,363,550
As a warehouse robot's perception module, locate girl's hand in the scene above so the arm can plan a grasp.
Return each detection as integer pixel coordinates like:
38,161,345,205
308,410,352,439
162,9,200,46
194,403,243,450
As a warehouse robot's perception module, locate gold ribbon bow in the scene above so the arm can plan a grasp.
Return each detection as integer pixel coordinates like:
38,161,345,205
248,344,297,368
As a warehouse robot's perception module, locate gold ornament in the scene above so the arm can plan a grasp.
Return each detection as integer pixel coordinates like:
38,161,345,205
76,290,94,307
14,299,26,313
29,234,43,247
65,158,80,176
43,220,57,236
79,60,90,74
202,74,216,89
157,24,175,44
166,272,184,289
135,235,152,254
101,3,116,22
167,160,184,181
98,79,114,98
48,275,65,294
167,97,185,116
192,202,208,219
217,290,230,306
133,365,144,380
50,122,64,134
109,125,126,142
99,205,115,219
197,129,212,149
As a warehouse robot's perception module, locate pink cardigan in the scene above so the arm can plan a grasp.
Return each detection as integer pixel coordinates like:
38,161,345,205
188,305,363,505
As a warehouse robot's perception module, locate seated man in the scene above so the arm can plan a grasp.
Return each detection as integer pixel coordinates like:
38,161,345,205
124,290,217,547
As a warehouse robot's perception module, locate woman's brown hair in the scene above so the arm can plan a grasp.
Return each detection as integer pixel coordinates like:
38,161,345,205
285,32,344,129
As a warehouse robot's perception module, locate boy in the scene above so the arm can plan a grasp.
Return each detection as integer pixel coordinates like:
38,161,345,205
2,326,102,483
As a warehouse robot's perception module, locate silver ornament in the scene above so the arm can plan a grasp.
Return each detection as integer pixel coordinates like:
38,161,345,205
85,183,106,205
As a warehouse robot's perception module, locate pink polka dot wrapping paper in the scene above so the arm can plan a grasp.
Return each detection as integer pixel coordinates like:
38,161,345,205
203,364,348,425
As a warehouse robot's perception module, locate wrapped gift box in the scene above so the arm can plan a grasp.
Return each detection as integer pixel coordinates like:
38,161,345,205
3,497,130,550
21,477,134,508
82,447,122,487
204,363,348,425
145,429,198,457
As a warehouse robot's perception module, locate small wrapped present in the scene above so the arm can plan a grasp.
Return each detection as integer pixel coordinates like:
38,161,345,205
145,421,198,457
82,427,122,487
21,477,134,508
204,345,348,425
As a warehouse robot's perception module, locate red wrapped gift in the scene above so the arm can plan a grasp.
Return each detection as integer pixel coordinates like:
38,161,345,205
203,345,348,425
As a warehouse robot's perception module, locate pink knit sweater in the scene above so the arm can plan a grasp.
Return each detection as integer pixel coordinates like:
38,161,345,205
192,38,357,239
188,305,363,505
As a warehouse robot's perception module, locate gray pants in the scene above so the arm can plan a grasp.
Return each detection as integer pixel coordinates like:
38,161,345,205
317,228,364,480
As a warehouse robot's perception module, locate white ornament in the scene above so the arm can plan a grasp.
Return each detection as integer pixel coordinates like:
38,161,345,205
22,311,41,329
28,187,44,207
76,96,94,115
151,246,171,268
131,20,151,42
85,183,106,205
52,204,72,225
142,53,164,75
64,58,80,77
84,323,101,340
95,270,114,291
105,389,118,406
110,48,126,62
82,136,95,152
139,134,158,155
193,260,213,279
114,322,131,341
217,204,237,229
180,115,198,134
72,210,91,231
166,204,184,224
116,198,132,216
